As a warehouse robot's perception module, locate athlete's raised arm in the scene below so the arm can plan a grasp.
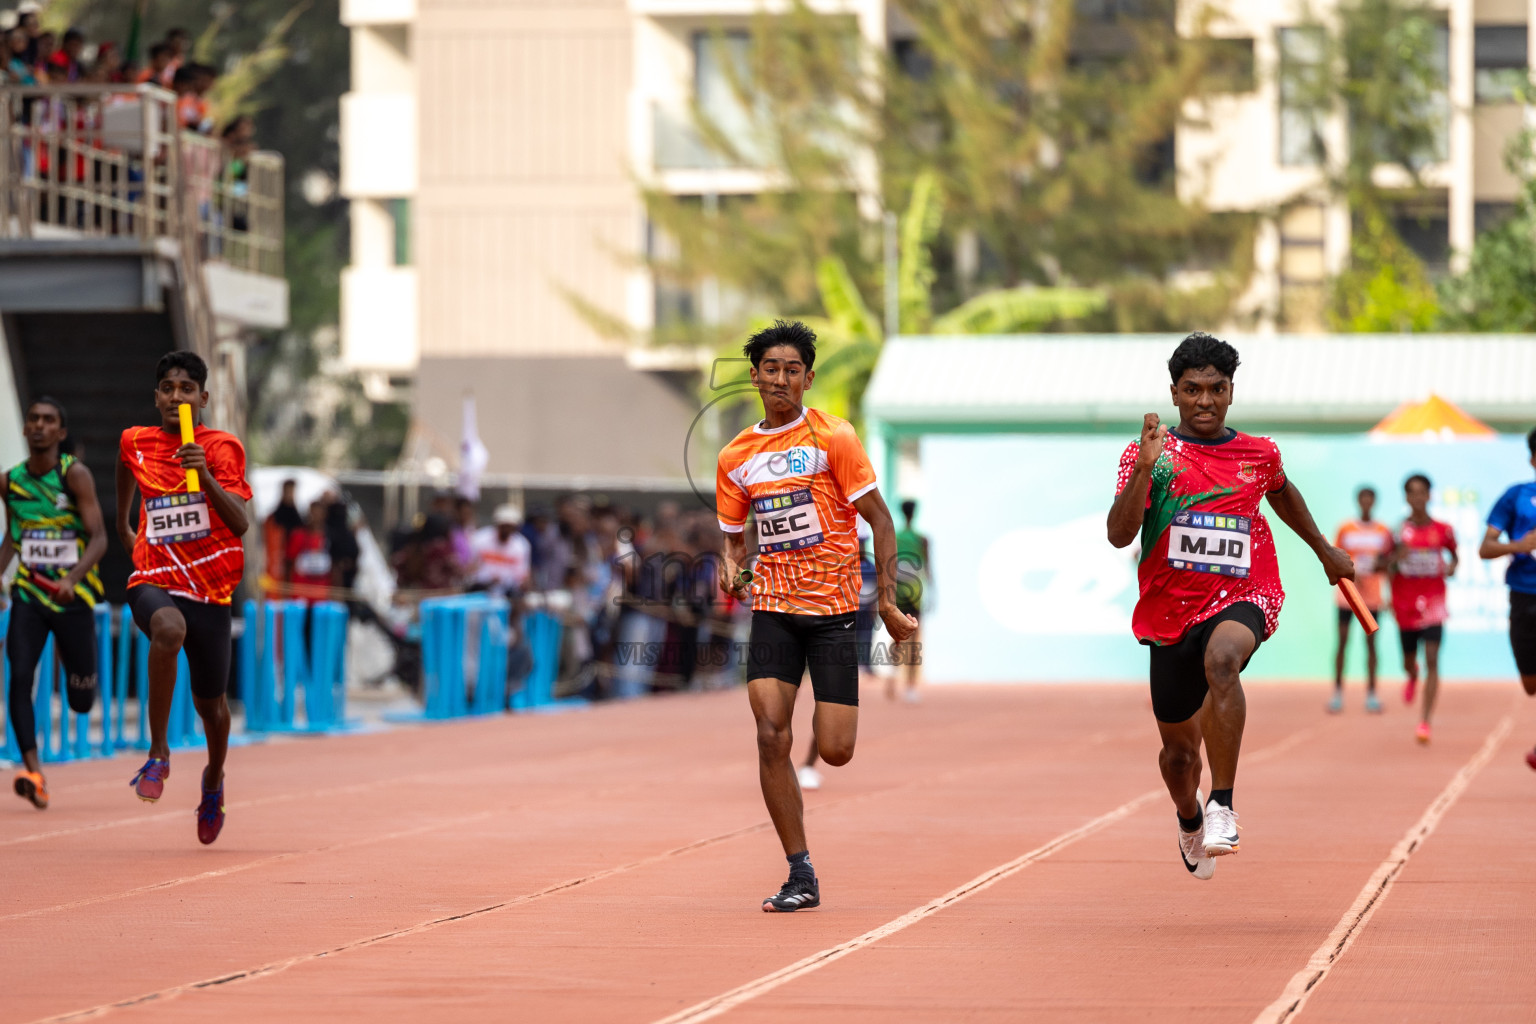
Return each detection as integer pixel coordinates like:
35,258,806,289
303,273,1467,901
1107,413,1166,548
52,461,108,605
177,441,249,537
853,488,917,644
1265,479,1355,585
114,455,138,553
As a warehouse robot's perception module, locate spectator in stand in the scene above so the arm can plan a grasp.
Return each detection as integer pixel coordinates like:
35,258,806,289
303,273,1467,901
221,115,255,229
47,27,84,82
470,504,532,598
30,29,53,75
135,42,173,86
16,2,39,40
174,63,215,134
287,498,335,603
164,27,190,79
6,26,40,85
262,478,304,595
86,41,125,83
325,499,361,598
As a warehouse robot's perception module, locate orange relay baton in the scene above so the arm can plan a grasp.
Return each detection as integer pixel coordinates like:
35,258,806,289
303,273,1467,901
178,403,200,493
1338,578,1378,635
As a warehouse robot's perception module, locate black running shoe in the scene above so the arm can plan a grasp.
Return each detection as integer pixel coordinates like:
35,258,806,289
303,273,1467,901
762,874,820,912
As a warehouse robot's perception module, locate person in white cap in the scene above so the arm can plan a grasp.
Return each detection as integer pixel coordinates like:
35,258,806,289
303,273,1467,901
470,504,531,597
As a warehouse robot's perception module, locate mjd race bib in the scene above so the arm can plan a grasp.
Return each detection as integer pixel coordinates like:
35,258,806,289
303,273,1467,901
1167,511,1251,578
754,488,825,553
20,529,78,568
144,493,212,546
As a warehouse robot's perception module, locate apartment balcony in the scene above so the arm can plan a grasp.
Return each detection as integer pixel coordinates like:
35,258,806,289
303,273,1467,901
341,92,417,198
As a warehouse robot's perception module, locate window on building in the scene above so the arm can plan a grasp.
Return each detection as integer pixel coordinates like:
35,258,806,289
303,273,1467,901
1475,25,1528,103
694,31,761,162
1202,37,1256,94
1279,27,1327,167
1391,195,1450,275
1475,201,1516,235
391,198,410,266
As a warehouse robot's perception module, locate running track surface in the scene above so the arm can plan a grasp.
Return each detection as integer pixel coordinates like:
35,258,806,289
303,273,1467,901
4,683,1533,1024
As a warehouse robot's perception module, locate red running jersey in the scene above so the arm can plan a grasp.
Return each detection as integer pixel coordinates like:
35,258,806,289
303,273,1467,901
1116,429,1289,646
120,424,253,605
1390,519,1456,631
716,408,877,616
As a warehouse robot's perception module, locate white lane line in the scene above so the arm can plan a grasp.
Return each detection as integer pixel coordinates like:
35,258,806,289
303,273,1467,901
1251,712,1515,1024
648,718,1338,1024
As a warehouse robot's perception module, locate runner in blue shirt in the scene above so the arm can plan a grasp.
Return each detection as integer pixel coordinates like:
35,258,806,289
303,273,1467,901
1479,426,1536,772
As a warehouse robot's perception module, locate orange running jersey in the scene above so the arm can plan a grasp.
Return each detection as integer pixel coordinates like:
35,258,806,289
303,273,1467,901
120,424,253,605
716,407,877,616
1334,518,1394,610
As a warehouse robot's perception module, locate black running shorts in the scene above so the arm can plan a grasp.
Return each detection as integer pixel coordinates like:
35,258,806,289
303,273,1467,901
128,585,233,700
1147,602,1265,724
1510,591,1536,676
747,610,860,706
1398,624,1444,656
1338,606,1379,629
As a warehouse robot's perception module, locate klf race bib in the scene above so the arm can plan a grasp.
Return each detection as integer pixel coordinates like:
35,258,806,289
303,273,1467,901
20,529,78,568
1167,511,1251,578
144,493,212,545
754,488,825,553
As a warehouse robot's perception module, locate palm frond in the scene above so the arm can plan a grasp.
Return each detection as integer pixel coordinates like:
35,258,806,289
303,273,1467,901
931,285,1108,335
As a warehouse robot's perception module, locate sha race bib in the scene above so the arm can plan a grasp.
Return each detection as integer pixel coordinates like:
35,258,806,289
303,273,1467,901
754,488,825,553
144,493,213,546
1167,510,1251,578
20,529,79,568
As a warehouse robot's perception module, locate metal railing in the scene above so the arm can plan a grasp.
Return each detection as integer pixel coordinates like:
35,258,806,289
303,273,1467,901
0,83,283,278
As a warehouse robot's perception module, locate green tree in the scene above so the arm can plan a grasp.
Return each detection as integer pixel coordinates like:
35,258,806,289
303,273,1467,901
1437,128,1536,331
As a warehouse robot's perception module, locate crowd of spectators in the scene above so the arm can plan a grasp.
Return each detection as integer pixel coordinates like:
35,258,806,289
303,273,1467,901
382,494,747,701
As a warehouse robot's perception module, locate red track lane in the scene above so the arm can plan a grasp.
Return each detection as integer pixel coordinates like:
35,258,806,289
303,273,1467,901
2,683,1530,1023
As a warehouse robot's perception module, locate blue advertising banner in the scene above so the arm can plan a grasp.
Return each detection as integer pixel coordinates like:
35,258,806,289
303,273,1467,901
918,433,1531,683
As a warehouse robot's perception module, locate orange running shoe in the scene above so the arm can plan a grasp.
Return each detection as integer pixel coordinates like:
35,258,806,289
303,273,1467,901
13,770,49,809
1416,722,1432,745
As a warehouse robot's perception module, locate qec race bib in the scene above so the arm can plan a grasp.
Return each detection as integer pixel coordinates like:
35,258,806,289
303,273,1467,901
754,489,825,553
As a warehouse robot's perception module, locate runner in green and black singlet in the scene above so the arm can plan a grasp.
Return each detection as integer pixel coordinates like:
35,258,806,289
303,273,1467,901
1,398,108,810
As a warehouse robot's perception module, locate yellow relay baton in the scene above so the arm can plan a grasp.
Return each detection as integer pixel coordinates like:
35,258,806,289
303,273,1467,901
178,403,200,493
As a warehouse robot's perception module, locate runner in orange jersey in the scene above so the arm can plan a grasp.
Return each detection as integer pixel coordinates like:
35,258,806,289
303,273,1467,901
1330,487,1394,714
716,320,917,913
116,352,252,844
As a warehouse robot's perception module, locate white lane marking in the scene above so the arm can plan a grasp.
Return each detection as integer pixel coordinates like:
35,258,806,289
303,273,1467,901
649,718,1337,1024
1250,713,1515,1024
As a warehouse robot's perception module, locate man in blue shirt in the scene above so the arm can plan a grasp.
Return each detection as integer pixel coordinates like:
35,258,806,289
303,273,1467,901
1480,426,1536,771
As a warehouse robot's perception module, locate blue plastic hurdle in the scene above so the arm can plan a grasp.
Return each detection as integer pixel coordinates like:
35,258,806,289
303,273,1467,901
412,594,565,718
240,599,352,734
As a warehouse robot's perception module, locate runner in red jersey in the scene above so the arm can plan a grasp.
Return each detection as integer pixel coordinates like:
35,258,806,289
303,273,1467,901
1107,333,1353,882
1388,473,1458,745
115,352,252,844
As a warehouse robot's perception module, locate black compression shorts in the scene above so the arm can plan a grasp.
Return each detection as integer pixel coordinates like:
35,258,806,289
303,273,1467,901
1510,591,1536,676
1398,624,1444,656
747,610,860,706
1147,602,1265,724
6,596,99,755
128,585,233,700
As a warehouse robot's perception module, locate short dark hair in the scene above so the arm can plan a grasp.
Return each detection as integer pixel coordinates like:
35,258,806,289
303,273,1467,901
900,499,917,520
1356,486,1375,499
156,350,208,388
29,396,67,428
172,66,196,87
62,28,84,45
743,319,817,370
1527,426,1536,456
1405,473,1432,492
166,27,190,41
149,42,172,60
1168,331,1240,383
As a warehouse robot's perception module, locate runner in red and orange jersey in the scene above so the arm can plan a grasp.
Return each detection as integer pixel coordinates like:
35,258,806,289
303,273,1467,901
1330,488,1395,714
115,352,252,845
1388,473,1458,745
1108,333,1353,882
716,320,916,913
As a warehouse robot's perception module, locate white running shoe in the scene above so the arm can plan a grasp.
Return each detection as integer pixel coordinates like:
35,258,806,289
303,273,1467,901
1203,797,1240,856
797,765,822,791
1179,788,1215,880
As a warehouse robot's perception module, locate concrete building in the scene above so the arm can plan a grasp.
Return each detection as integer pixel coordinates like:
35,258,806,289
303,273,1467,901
1179,0,1536,330
338,0,888,484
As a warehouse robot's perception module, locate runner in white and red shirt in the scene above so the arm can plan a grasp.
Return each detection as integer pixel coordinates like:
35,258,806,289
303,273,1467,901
1388,474,1458,745
1107,333,1353,882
